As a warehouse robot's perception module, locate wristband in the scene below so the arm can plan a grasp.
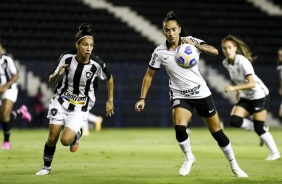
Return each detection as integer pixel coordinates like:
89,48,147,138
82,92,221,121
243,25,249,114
139,98,146,100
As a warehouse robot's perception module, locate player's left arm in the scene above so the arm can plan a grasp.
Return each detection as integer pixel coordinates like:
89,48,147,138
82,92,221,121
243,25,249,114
0,73,19,93
106,75,114,117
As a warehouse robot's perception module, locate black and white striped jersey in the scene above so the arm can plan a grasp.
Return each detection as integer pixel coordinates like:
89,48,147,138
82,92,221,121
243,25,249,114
0,54,18,89
52,50,111,112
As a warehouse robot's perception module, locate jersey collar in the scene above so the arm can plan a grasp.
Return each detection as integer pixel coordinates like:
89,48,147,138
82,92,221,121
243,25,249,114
165,39,181,50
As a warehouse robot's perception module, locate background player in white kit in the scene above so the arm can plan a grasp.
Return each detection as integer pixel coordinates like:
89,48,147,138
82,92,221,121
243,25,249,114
135,11,248,177
0,42,31,150
222,35,280,161
82,112,103,136
276,48,282,121
36,23,114,175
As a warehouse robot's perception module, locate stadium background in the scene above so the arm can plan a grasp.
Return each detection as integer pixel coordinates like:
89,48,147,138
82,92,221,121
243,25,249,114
1,0,282,128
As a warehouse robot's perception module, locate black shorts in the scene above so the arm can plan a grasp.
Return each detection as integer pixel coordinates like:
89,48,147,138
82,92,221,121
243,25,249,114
236,95,269,114
171,95,216,118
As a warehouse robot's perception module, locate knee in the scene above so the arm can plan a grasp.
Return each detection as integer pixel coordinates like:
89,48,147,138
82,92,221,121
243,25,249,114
174,125,188,142
230,115,243,128
60,136,74,146
211,129,229,147
253,120,266,136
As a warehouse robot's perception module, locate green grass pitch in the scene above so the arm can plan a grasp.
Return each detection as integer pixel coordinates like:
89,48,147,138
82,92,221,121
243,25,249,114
0,127,281,184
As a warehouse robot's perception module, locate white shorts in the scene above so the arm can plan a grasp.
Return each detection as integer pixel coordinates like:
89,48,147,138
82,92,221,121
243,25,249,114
0,87,18,105
47,97,88,133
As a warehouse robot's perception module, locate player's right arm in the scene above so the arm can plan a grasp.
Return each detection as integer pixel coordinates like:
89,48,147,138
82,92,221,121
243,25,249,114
135,67,156,112
182,36,218,56
49,64,69,84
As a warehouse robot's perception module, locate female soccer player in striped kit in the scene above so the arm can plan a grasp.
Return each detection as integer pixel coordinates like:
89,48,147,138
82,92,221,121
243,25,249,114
0,42,31,150
36,23,114,175
135,11,247,177
221,35,280,161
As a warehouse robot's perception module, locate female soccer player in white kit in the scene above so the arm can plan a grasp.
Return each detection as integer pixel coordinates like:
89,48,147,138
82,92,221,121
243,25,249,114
82,112,103,136
221,35,280,161
135,11,247,177
36,23,114,175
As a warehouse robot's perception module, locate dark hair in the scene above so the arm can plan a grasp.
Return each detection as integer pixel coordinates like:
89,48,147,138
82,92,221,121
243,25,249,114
221,35,256,63
163,11,188,37
75,23,93,43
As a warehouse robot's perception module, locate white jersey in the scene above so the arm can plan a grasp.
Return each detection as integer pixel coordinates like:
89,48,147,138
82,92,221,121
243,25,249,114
52,50,111,112
222,54,269,100
149,36,211,100
0,54,18,89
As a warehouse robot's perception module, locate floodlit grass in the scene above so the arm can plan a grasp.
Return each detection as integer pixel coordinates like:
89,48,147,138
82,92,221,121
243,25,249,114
0,128,282,184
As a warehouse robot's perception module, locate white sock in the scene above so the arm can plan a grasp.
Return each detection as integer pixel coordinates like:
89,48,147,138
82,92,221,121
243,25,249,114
179,137,193,158
260,132,279,154
220,143,239,169
241,118,254,131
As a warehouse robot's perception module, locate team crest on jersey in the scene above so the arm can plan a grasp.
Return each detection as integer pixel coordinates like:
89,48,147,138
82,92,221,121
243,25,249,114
50,108,58,116
172,99,180,106
85,71,93,79
1,62,7,69
237,68,241,74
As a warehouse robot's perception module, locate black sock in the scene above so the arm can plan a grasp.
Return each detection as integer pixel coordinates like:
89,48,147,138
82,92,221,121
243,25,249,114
2,122,11,142
43,142,56,167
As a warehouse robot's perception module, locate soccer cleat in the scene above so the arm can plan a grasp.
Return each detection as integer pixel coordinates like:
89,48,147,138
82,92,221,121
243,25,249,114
232,167,248,177
1,141,11,150
70,129,83,152
36,166,51,175
259,125,269,147
19,105,32,122
179,155,196,176
265,152,281,161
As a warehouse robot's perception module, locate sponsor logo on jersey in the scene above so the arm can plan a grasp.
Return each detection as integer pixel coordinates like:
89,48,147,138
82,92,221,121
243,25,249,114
180,85,200,97
61,91,87,105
